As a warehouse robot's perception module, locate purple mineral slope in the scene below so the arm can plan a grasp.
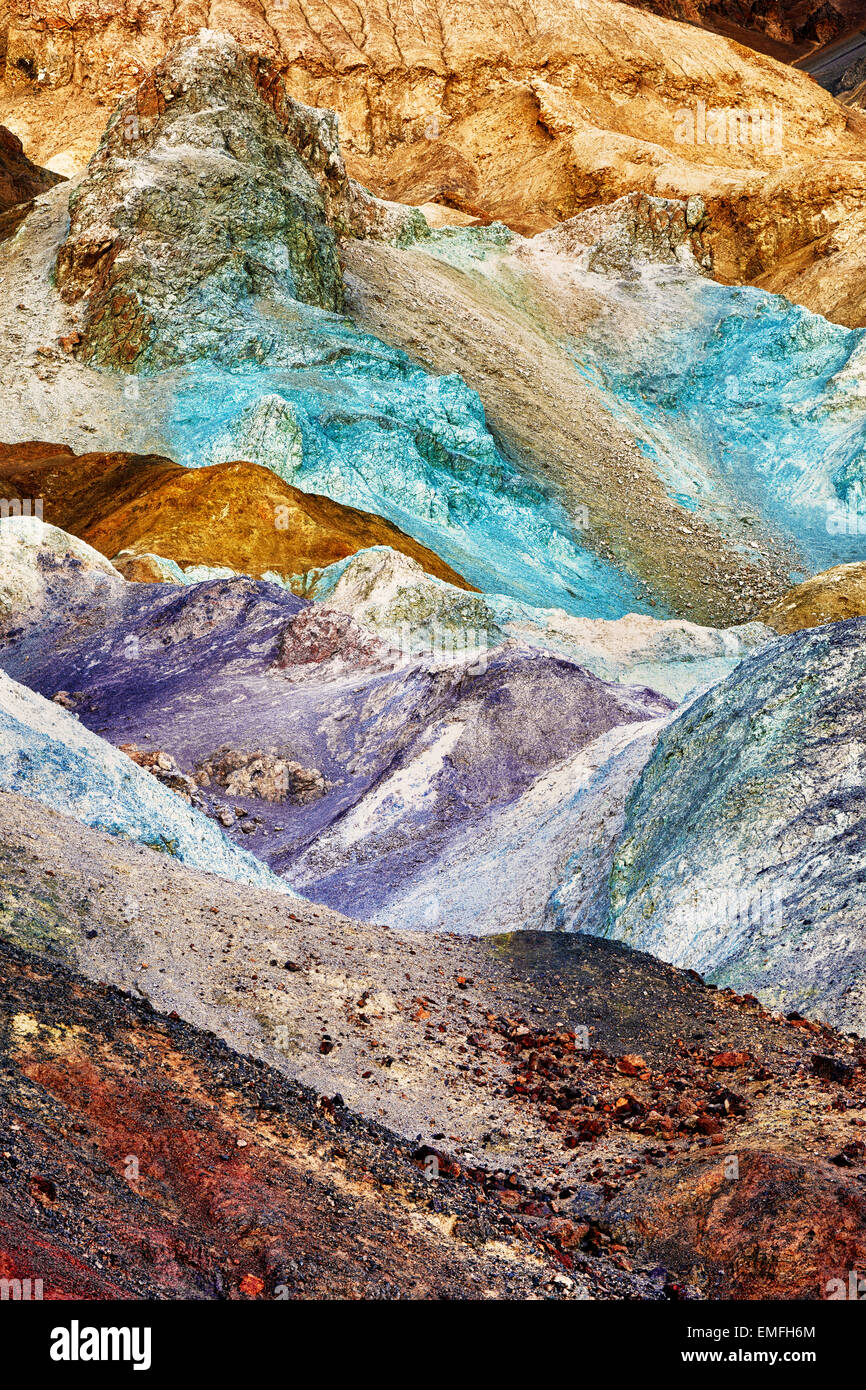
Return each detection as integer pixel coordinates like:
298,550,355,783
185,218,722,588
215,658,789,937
0,554,672,924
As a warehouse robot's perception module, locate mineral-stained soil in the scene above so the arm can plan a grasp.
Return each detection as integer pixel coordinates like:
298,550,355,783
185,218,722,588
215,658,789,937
0,938,623,1300
4,2,866,322
0,443,472,587
2,0,866,1309
340,238,795,626
758,559,866,633
2,789,866,1299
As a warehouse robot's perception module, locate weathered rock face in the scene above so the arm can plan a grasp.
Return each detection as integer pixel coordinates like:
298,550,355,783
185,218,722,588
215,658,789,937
0,514,123,626
196,745,327,804
1,213,656,622
54,31,346,367
281,652,672,923
50,29,430,370
0,442,473,588
529,192,714,278
0,529,672,929
110,549,185,584
604,619,866,1033
0,121,61,237
0,664,293,895
296,715,670,934
758,559,866,632
292,545,500,655
295,545,775,703
6,2,866,324
273,604,390,673
619,1147,866,1300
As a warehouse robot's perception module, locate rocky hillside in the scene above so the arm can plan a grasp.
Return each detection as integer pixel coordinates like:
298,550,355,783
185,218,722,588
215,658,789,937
624,1,865,60
759,560,866,631
3,2,866,323
2,515,865,1038
3,0,866,1311
8,35,866,629
0,442,472,585
0,521,672,933
3,795,866,1300
0,938,589,1300
605,618,866,1031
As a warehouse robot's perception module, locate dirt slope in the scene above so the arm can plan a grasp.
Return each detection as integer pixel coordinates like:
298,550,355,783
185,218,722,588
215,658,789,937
3,788,866,1299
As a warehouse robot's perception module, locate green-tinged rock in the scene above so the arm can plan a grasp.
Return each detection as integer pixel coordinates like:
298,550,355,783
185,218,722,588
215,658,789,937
602,618,866,1032
55,31,345,368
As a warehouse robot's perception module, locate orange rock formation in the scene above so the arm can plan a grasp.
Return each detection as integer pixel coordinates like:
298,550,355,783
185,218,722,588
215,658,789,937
0,442,473,586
